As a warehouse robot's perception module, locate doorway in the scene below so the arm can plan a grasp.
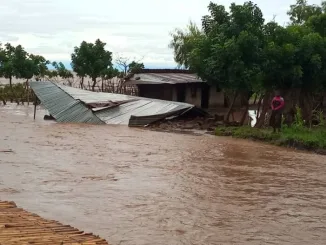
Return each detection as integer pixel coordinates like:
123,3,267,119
176,84,186,102
201,84,209,108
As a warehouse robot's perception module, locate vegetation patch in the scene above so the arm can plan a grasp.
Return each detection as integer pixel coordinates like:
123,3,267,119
0,83,36,105
215,126,326,154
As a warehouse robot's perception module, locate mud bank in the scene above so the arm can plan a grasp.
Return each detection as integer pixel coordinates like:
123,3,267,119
147,115,225,131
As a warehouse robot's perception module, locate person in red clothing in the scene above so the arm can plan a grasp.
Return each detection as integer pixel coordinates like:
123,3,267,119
270,91,285,132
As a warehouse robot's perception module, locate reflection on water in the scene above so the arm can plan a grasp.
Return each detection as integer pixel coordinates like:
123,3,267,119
1,104,326,245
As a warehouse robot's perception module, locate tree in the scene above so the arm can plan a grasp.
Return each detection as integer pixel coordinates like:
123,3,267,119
71,39,113,91
0,43,18,89
169,0,326,127
197,1,265,122
287,0,324,24
115,56,144,76
128,61,144,73
101,67,120,80
169,21,203,69
100,66,120,91
52,61,73,79
29,54,50,79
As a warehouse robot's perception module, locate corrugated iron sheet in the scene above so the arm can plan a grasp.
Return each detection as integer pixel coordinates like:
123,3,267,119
30,81,104,124
126,72,204,85
55,83,195,125
95,100,191,125
30,81,205,126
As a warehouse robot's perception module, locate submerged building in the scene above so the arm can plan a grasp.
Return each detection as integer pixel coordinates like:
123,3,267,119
124,69,225,109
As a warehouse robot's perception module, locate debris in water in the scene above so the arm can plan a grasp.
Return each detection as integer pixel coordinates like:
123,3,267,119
0,149,13,153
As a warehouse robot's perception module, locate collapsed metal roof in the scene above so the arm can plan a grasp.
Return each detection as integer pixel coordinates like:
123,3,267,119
30,81,206,126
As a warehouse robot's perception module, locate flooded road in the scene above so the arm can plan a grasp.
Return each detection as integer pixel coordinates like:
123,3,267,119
1,104,326,245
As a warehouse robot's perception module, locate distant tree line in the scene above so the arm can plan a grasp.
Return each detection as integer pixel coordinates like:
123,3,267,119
0,39,144,104
169,0,326,127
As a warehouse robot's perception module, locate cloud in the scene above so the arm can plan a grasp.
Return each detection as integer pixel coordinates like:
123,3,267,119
0,0,322,68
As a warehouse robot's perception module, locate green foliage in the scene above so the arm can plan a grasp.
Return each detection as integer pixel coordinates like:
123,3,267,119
71,39,113,90
169,21,203,69
0,43,50,83
314,109,325,126
287,0,325,24
0,83,36,104
294,105,304,127
169,0,326,125
128,61,144,73
170,1,266,93
101,66,120,79
318,111,325,126
168,1,326,92
51,62,73,79
115,56,145,76
0,42,73,103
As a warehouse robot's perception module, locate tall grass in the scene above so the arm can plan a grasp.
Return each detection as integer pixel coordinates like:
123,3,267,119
0,83,36,105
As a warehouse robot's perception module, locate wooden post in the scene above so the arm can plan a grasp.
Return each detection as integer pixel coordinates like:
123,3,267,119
27,80,30,106
33,98,37,120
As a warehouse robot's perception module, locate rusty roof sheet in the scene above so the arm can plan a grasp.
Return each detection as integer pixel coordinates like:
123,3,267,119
126,73,204,85
30,81,205,126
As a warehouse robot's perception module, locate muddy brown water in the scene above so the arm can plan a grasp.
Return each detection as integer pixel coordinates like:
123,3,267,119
1,104,326,245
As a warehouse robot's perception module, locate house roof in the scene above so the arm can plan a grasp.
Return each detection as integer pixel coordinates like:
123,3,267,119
125,69,204,85
30,81,207,126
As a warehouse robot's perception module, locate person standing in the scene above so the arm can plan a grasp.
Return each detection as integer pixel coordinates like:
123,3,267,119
270,91,285,133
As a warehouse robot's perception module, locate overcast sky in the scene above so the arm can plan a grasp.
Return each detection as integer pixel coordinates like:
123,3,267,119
0,0,322,69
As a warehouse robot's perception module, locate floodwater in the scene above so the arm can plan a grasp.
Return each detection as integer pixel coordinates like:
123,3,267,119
1,104,326,245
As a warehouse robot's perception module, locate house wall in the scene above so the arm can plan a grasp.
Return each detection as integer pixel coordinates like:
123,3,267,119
208,85,225,107
172,87,178,101
184,84,202,107
138,84,173,100
138,83,225,109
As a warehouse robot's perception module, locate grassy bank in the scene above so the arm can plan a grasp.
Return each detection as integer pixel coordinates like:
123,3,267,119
215,126,326,154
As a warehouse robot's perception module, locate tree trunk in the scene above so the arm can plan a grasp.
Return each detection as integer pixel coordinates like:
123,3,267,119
255,92,272,128
0,95,6,105
80,76,84,89
300,91,313,127
240,102,250,126
91,78,96,91
253,93,258,105
101,78,104,92
9,76,12,89
9,76,13,103
26,79,30,105
225,92,238,122
256,94,263,121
